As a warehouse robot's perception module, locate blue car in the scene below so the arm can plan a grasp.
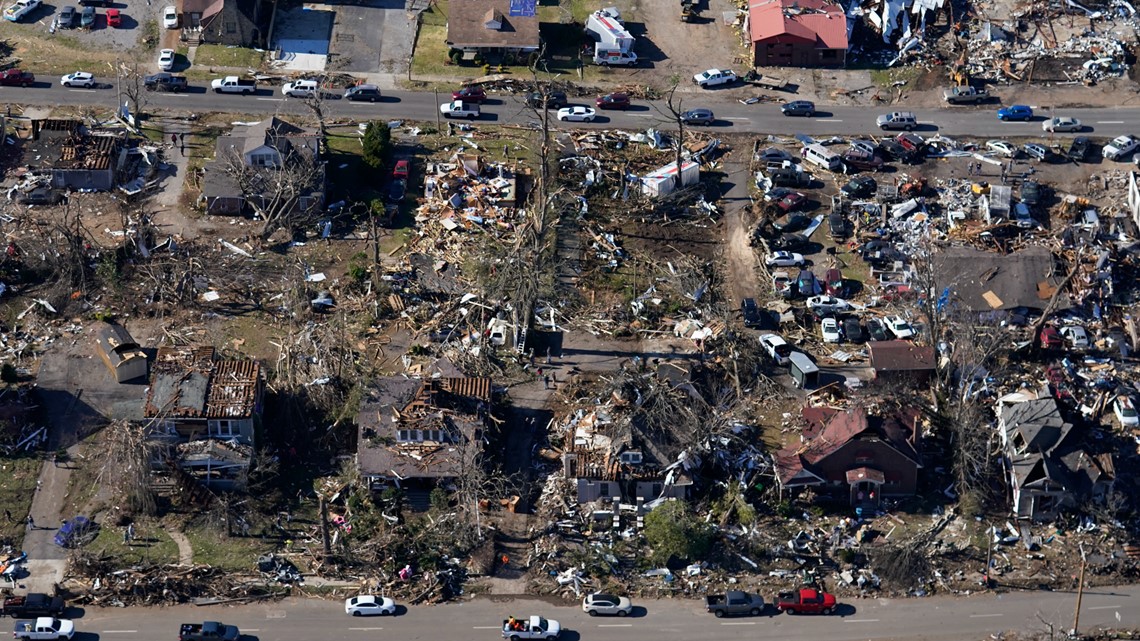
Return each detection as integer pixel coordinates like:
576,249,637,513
54,516,96,548
997,105,1033,121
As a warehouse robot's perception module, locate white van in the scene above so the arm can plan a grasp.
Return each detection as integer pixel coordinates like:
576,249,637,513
801,143,842,172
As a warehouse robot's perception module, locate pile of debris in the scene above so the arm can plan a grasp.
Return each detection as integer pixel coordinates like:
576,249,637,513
67,552,281,606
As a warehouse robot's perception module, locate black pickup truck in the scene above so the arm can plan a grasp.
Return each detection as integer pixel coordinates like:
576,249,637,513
178,622,240,641
144,72,188,93
1,595,65,618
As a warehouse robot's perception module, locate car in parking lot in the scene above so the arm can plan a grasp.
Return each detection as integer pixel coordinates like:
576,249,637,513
158,48,175,71
104,7,118,25
781,100,815,117
557,106,596,122
986,140,1017,157
161,4,177,27
525,91,567,109
1042,116,1081,133
4,0,42,21
345,84,382,102
56,5,76,26
884,316,915,339
765,251,805,267
79,4,93,27
452,86,487,103
595,93,630,110
60,71,95,88
841,175,876,198
759,334,794,365
582,593,632,617
997,104,1033,121
681,108,715,126
820,317,841,343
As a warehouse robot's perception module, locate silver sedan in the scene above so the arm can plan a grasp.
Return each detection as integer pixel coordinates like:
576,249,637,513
1042,116,1082,133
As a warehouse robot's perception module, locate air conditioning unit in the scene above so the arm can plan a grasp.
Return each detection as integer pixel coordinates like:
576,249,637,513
620,451,643,465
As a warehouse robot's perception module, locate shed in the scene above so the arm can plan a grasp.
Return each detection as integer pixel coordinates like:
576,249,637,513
641,161,699,198
94,323,147,383
788,352,819,389
868,340,935,383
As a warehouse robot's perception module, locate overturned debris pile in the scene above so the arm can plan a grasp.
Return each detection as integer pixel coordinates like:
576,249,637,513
68,552,281,606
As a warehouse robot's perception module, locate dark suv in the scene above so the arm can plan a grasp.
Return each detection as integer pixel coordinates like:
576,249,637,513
345,84,382,102
525,91,568,109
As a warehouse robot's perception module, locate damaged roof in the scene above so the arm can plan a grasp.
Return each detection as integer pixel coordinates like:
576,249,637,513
144,346,263,419
748,0,849,49
934,245,1069,312
776,406,921,486
1001,397,1072,453
25,119,120,172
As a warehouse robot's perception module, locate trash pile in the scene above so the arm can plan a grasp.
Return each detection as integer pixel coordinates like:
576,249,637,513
67,552,282,606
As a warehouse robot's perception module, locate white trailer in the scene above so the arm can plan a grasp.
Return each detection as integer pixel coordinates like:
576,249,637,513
585,9,634,53
641,161,700,198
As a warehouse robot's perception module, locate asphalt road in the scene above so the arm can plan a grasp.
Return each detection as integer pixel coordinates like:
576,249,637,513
71,586,1140,641
9,84,1140,138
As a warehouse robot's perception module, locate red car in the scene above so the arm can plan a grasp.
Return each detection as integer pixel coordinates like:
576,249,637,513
0,69,35,87
392,159,409,180
452,86,487,103
776,192,806,212
595,93,631,110
105,8,120,26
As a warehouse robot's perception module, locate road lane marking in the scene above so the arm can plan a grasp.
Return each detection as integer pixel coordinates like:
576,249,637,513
846,619,880,623
816,119,844,122
720,622,757,625
598,624,633,627
1096,121,1124,124
1089,605,1122,610
970,614,1003,618
473,626,501,629
257,98,283,102
723,117,749,121
243,630,261,632
102,630,138,634
348,627,383,631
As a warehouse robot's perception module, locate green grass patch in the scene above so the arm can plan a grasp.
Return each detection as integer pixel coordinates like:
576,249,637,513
411,24,453,78
89,521,180,565
869,66,922,88
420,1,448,26
183,526,273,571
193,44,265,70
0,456,42,546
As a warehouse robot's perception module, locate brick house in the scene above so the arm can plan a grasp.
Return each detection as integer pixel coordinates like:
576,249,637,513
747,0,849,67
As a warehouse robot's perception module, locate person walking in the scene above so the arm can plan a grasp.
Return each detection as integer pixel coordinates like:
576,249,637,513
171,133,178,145
25,515,34,529
180,139,186,156
543,374,550,390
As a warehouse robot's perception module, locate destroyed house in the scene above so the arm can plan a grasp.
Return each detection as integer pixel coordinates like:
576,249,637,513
199,117,325,216
23,119,123,191
356,376,493,505
560,406,694,505
144,346,264,444
446,0,541,55
933,246,1068,312
998,397,1115,521
747,0,849,68
775,406,922,506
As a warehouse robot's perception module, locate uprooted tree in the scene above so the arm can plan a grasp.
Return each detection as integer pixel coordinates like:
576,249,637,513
644,500,713,564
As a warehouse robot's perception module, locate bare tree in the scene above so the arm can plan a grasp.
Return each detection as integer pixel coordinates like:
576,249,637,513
220,139,325,241
95,419,158,515
659,75,687,190
115,59,148,124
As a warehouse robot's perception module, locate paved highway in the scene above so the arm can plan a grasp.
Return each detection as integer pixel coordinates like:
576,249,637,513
9,84,1140,138
74,586,1140,641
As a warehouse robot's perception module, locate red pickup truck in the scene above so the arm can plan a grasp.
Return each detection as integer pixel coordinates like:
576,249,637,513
0,70,35,87
775,588,837,615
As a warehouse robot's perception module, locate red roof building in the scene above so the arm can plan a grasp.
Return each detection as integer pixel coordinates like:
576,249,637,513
747,0,849,67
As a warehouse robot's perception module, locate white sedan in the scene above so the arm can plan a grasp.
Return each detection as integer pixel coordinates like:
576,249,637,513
884,315,915,339
345,595,396,616
765,251,805,267
820,317,841,343
162,4,178,28
557,106,596,122
158,48,175,71
985,140,1017,157
60,71,95,88
806,295,850,314
1042,117,1081,133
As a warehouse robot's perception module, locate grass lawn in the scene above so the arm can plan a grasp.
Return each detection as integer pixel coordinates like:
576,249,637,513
183,526,273,571
192,44,265,70
411,24,452,78
0,457,42,546
3,24,123,76
89,522,180,565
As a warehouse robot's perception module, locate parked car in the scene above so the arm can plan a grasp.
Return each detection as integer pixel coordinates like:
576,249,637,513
997,104,1033,121
1059,324,1089,348
557,106,596,122
157,48,175,71
344,84,382,102
765,251,805,267
387,179,407,203
705,591,764,617
942,85,990,104
771,233,809,251
759,334,794,365
895,133,925,154
1042,116,1082,133
774,213,810,233
769,167,810,188
807,295,850,315
884,316,915,339
876,111,917,131
741,297,762,328
820,317,841,343
986,140,1017,157
161,4,177,28
79,4,93,27
1114,395,1139,427
104,7,119,26
392,159,409,180
781,100,815,117
0,595,65,619
3,0,42,21
1102,134,1140,161
1067,137,1091,162
827,212,847,239
866,318,889,341
1023,143,1048,161
0,69,35,87
439,100,480,120
143,72,187,92
843,318,865,343
757,148,795,164
1020,180,1042,205
77,0,106,6
581,593,632,617
282,79,334,99
775,588,838,615
776,192,807,212
452,86,487,103
824,268,846,297
842,149,883,172
764,187,794,203
53,517,96,547
344,595,395,616
772,271,794,298
56,5,76,26
59,71,95,88
692,69,737,88
525,91,567,109
681,108,715,126
595,93,630,110
841,175,876,198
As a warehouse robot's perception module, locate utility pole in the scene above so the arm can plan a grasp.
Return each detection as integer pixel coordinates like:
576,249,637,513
1071,543,1086,638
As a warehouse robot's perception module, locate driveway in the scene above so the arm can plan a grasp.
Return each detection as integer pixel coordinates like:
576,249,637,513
327,0,415,74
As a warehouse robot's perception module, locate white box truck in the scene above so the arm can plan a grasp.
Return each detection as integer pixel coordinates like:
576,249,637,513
641,161,700,198
585,9,634,53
